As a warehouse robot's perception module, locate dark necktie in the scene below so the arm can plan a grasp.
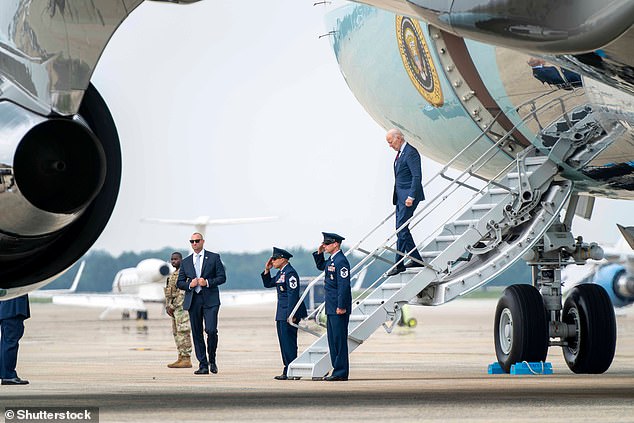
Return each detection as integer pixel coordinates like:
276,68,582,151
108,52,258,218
394,150,400,166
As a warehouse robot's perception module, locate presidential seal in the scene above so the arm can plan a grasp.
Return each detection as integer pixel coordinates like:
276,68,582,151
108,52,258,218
396,16,443,107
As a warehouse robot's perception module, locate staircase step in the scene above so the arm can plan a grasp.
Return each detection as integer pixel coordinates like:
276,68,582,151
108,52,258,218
436,234,460,243
471,203,496,211
381,282,406,290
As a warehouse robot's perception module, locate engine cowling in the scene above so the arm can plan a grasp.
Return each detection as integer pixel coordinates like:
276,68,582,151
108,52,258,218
593,263,634,308
0,84,121,299
113,259,173,294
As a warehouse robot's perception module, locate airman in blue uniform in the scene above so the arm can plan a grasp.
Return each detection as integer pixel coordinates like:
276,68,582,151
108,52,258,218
0,295,30,385
262,247,307,380
313,232,352,381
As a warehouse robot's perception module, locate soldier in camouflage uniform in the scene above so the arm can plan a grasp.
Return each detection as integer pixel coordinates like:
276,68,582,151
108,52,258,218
164,252,192,368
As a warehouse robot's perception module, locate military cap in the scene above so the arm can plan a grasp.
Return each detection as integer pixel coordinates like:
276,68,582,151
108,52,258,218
271,247,293,260
322,232,345,245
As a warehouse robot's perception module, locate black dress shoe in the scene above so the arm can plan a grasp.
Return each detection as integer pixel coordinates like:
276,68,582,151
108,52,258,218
194,367,209,375
210,363,218,374
405,261,424,268
324,375,348,381
2,377,29,385
386,267,405,277
274,374,288,380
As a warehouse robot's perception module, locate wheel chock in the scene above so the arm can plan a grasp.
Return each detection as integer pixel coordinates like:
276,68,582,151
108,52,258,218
487,362,505,374
487,361,553,374
510,361,553,375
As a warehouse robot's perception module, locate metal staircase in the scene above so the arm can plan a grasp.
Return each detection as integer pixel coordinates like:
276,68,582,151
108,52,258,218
287,90,583,380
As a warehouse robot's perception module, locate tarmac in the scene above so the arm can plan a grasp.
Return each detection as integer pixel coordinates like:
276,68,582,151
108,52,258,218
1,298,633,422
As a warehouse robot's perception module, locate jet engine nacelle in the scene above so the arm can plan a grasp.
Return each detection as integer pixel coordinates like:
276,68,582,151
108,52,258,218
592,263,634,308
113,259,173,294
0,85,122,299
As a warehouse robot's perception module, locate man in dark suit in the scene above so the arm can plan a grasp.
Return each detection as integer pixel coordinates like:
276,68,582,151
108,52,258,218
313,232,352,381
177,232,226,374
386,128,425,276
0,294,30,385
262,247,308,380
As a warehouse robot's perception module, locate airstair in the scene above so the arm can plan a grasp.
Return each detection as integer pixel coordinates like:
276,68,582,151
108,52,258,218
287,90,583,379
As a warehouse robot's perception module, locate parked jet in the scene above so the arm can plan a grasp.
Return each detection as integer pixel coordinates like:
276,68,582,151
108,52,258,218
29,261,86,299
2,0,634,376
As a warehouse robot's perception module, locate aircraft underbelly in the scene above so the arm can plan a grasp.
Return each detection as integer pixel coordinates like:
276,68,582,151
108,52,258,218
327,4,634,199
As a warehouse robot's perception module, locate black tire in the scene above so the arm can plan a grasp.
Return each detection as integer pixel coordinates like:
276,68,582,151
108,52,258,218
562,284,616,374
494,284,549,373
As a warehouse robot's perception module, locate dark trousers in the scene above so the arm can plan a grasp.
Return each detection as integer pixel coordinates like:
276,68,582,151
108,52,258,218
395,200,423,269
188,294,219,369
276,320,298,375
0,317,25,379
326,313,350,378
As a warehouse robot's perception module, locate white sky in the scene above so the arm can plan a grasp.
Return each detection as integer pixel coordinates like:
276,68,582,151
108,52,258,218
90,0,632,256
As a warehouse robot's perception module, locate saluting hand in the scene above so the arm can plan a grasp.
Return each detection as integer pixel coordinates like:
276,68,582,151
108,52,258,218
317,243,325,254
264,258,273,273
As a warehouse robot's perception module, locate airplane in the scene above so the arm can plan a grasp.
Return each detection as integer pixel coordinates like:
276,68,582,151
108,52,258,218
142,216,278,239
1,0,634,377
52,258,171,320
29,261,86,299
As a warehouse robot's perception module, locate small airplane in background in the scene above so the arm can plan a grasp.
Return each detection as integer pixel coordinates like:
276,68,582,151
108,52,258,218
142,215,277,238
30,261,86,299
52,258,170,320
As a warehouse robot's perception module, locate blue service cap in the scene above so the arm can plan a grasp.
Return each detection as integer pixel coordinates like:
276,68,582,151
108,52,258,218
271,247,293,259
322,232,345,244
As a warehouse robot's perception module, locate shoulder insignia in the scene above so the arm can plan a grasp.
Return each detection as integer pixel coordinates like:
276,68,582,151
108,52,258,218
340,267,349,278
289,276,298,289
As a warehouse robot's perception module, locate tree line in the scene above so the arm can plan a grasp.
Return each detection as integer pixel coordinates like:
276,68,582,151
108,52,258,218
45,247,530,293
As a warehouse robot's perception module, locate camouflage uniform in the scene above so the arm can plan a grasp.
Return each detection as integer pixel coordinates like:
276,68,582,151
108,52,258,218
165,270,192,357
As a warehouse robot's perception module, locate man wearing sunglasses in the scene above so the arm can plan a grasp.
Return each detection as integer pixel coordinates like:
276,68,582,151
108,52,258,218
313,232,351,381
262,247,308,380
177,233,226,375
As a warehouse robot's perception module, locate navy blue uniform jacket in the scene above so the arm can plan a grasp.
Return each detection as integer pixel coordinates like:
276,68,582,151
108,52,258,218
313,250,352,315
261,263,308,321
177,250,226,310
0,295,30,320
393,143,424,205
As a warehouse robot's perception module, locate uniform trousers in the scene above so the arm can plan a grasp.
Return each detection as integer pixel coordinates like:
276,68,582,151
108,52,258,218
326,313,350,378
276,320,298,375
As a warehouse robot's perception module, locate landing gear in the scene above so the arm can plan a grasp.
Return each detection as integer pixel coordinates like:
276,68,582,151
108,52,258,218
494,285,548,373
562,284,616,374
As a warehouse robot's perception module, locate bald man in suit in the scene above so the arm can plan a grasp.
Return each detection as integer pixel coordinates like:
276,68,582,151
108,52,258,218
177,233,226,375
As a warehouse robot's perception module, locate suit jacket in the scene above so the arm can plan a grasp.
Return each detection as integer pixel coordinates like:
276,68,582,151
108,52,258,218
177,250,226,310
393,142,424,205
261,263,308,321
0,295,30,320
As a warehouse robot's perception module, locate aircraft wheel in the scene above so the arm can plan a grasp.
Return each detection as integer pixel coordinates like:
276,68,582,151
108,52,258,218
407,318,417,328
494,284,548,373
562,284,616,374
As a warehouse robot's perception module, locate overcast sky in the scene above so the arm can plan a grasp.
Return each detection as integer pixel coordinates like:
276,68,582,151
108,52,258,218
90,0,632,257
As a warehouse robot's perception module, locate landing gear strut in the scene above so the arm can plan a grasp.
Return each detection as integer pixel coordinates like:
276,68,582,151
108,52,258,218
493,215,616,374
